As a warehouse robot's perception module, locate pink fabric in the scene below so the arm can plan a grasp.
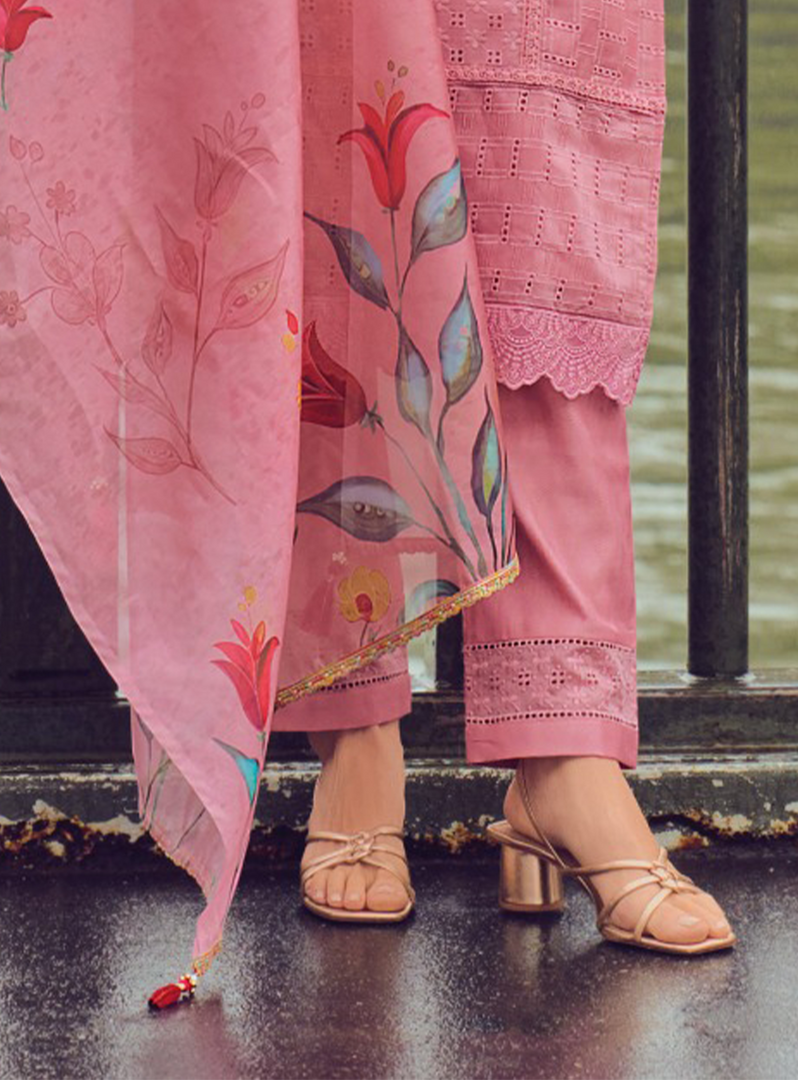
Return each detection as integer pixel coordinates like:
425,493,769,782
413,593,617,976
0,1,659,984
0,1,518,979
463,378,639,768
437,0,667,405
283,375,639,769
1,2,305,972
265,1,521,707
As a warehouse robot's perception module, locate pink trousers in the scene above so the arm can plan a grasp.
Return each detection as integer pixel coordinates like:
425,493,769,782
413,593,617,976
274,377,639,770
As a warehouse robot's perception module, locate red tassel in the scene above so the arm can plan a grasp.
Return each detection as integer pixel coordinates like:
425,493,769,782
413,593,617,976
148,973,197,1011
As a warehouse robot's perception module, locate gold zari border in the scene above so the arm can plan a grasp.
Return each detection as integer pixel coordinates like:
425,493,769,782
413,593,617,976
275,556,521,709
147,817,222,977
192,939,222,977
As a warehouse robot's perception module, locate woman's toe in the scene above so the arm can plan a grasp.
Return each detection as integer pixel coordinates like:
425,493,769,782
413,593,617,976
668,861,732,937
343,865,368,911
669,891,732,938
326,865,348,908
366,867,408,912
694,891,732,937
305,869,328,905
647,898,712,945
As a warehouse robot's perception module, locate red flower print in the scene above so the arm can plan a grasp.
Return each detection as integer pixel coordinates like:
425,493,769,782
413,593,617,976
281,309,299,354
0,0,51,52
46,180,77,216
1,1,53,112
212,616,279,734
0,204,31,243
301,321,369,428
193,111,275,221
0,289,26,328
339,91,448,210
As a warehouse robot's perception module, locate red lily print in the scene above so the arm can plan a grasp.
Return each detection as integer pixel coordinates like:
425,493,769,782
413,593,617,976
339,90,448,211
212,614,279,735
301,320,370,428
1,0,53,112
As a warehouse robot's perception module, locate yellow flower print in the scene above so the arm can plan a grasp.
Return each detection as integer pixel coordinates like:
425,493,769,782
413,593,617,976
337,566,391,626
238,583,258,612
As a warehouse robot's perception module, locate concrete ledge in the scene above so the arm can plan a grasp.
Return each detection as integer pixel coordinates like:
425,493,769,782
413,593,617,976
1,752,797,872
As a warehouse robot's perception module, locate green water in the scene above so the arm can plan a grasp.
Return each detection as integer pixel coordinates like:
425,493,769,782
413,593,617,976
630,0,798,669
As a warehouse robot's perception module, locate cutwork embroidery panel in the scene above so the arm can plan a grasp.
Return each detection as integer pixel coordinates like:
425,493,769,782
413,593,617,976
464,637,638,728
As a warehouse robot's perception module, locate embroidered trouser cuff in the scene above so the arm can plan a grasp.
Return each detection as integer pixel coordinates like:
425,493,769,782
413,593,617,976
462,379,639,769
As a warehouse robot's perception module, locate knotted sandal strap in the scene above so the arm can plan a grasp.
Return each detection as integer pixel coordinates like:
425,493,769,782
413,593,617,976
665,858,697,886
301,826,415,901
567,846,701,941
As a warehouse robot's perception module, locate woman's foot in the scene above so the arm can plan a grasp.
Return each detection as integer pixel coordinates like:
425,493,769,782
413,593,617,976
301,720,411,914
504,756,733,946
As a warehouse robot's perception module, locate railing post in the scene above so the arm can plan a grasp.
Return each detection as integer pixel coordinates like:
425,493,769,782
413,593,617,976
687,0,749,678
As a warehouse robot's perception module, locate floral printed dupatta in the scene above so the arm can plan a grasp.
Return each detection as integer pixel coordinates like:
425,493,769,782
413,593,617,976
0,1,517,997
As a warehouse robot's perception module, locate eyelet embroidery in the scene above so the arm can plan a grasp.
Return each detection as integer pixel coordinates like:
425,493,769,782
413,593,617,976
464,635,638,729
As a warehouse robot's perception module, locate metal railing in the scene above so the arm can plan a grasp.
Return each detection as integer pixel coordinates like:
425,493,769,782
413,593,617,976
687,0,749,679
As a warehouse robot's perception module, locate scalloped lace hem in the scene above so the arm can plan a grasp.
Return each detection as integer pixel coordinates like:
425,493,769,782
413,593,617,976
486,306,649,407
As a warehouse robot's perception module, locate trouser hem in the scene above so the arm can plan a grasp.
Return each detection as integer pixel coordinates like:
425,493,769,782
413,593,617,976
465,715,639,770
272,670,412,732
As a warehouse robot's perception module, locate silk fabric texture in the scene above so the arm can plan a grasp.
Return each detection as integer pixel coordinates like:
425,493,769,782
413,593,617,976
0,0,664,978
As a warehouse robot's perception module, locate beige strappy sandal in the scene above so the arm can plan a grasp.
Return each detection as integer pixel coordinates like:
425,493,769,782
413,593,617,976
486,770,736,954
300,826,416,923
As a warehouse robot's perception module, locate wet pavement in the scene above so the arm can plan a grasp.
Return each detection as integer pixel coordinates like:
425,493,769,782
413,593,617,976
0,844,796,1080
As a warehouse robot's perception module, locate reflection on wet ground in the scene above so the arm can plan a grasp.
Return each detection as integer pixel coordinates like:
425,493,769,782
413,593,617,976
0,847,796,1079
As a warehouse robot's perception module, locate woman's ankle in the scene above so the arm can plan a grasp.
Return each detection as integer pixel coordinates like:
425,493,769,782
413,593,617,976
305,720,407,833
507,754,659,860
308,718,404,764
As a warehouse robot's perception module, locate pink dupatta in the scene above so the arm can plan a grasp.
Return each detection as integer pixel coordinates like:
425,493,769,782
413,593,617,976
0,0,664,1003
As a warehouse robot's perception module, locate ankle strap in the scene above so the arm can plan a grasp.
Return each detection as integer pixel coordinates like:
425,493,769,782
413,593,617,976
517,766,565,869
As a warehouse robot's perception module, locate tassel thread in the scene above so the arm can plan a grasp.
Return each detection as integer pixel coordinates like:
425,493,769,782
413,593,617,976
148,972,198,1011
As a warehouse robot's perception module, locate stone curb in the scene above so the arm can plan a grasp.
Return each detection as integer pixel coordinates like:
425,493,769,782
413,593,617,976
1,753,797,872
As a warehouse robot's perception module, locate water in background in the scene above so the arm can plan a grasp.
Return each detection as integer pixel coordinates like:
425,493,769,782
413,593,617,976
631,0,797,669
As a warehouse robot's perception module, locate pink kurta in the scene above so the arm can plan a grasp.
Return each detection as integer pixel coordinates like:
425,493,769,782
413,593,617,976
439,0,667,403
0,0,664,996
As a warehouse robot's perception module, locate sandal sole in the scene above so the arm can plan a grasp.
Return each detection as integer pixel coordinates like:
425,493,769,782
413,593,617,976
302,894,414,923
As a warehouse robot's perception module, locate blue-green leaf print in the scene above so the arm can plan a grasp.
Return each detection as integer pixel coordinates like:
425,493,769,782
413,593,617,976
304,212,391,311
410,159,467,263
214,739,260,805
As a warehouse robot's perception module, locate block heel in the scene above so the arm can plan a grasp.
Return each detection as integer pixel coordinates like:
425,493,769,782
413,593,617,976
497,841,565,913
